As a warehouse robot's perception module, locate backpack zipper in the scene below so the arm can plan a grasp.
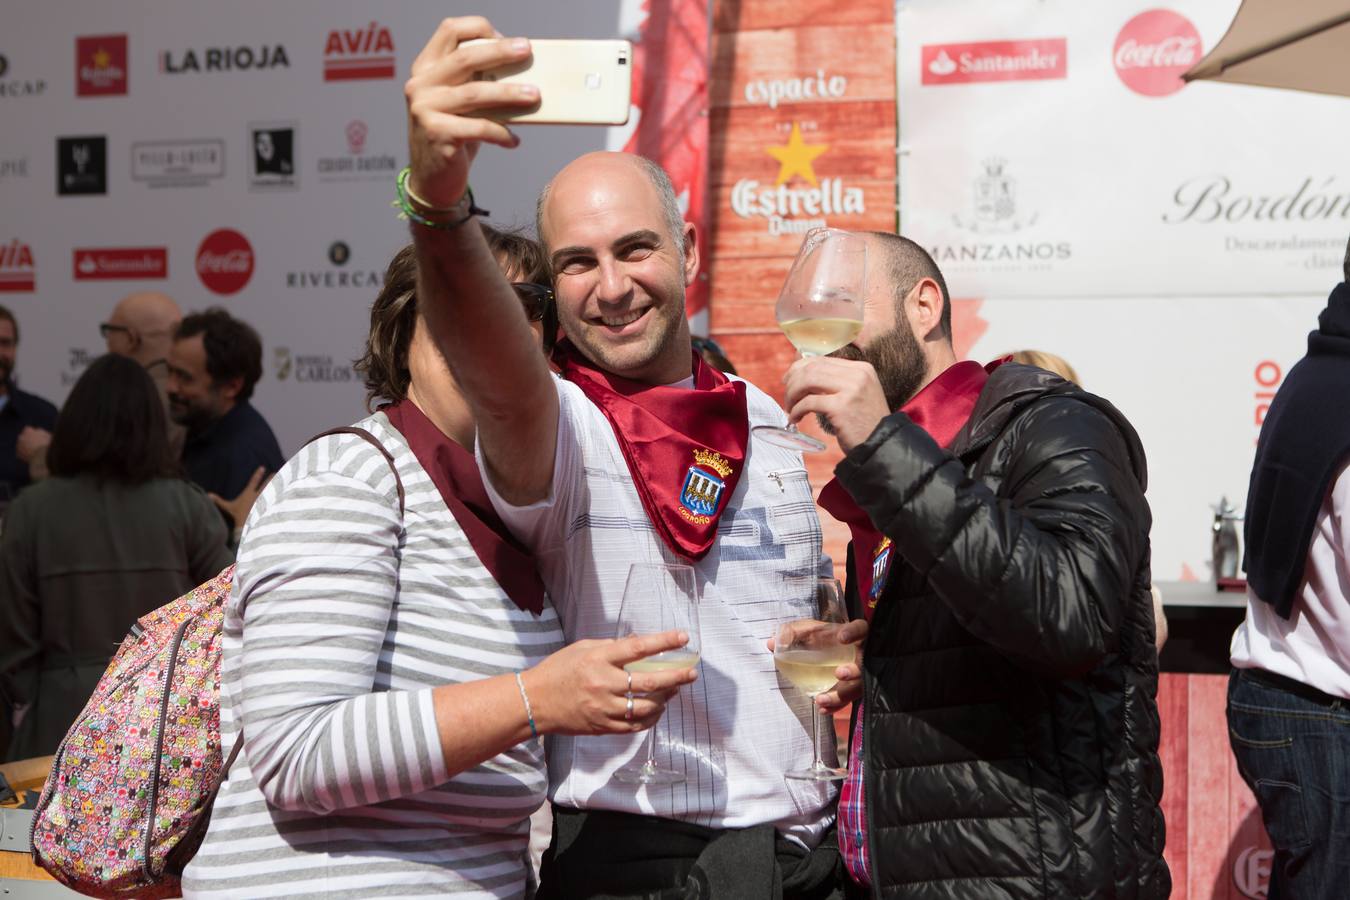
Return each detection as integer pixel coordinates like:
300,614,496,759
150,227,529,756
30,637,164,863
141,615,194,883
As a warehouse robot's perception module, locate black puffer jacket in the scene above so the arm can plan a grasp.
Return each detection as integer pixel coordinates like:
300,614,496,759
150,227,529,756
836,363,1168,899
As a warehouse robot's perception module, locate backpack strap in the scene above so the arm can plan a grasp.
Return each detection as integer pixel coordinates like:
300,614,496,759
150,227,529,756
218,426,405,803
307,426,405,516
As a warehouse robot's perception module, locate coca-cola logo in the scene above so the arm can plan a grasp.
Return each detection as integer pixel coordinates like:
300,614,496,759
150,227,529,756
1113,9,1202,97
196,228,253,295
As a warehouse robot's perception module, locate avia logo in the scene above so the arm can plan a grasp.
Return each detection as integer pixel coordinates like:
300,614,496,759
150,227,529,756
324,22,395,81
76,34,128,96
730,123,865,237
196,228,254,295
1114,9,1202,97
0,239,36,292
922,38,1067,85
73,247,167,280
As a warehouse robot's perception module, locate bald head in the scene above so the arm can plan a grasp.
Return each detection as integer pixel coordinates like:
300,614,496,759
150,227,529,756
107,291,183,367
537,152,685,265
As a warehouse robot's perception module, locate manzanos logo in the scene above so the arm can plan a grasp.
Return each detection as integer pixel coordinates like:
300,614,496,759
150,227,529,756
0,239,36,292
1113,9,1202,97
196,229,253,295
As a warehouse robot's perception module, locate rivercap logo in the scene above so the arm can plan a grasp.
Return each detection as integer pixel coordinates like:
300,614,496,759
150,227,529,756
953,158,1039,233
922,38,1067,86
76,35,127,96
328,241,350,266
1114,9,1202,97
196,228,253,295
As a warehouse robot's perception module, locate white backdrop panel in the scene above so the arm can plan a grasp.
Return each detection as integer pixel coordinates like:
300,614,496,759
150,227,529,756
1,0,633,456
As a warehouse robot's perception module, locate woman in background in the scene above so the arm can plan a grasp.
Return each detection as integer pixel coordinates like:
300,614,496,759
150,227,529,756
0,354,232,759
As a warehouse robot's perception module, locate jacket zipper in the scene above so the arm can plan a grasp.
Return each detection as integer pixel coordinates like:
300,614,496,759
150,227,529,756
864,638,882,900
142,615,193,883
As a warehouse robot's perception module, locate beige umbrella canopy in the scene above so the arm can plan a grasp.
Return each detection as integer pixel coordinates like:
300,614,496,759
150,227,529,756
1183,0,1350,96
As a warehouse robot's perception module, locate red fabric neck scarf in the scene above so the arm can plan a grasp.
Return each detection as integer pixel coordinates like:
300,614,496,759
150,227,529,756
819,360,997,618
382,400,545,615
555,339,750,561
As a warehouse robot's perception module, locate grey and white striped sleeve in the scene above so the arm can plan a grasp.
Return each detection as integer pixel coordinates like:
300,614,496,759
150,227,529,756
232,461,451,815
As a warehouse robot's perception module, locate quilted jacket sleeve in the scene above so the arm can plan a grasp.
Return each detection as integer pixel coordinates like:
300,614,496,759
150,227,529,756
836,396,1149,677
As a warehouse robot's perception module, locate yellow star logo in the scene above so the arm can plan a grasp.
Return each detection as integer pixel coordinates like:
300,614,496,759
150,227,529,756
93,48,111,69
765,123,829,187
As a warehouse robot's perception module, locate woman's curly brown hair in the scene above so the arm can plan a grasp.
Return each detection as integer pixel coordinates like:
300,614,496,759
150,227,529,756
354,223,552,410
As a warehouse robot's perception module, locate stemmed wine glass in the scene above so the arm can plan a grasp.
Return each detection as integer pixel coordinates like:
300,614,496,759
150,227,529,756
774,576,853,781
612,562,702,785
752,227,867,452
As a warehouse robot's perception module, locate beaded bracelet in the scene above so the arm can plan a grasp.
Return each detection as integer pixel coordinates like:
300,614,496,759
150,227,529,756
514,671,538,739
393,166,491,230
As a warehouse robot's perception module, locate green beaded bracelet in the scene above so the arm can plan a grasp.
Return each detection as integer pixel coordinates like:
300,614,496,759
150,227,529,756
393,166,491,230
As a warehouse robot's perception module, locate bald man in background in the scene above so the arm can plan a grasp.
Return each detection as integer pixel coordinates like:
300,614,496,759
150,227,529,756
17,291,187,481
99,291,187,461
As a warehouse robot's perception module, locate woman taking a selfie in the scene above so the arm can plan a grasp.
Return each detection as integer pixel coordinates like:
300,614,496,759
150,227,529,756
181,226,695,899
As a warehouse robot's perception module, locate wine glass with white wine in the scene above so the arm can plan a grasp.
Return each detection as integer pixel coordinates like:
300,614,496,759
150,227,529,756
774,576,853,781
752,227,867,452
612,562,702,785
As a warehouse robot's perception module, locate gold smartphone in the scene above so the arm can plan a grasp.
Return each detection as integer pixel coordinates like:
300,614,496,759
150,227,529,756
465,38,633,126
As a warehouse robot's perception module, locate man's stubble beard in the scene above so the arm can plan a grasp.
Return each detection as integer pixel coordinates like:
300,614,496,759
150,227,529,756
817,321,928,436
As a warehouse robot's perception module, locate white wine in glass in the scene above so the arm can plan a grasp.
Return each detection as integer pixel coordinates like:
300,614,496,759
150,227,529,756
753,228,867,453
775,576,852,781
613,563,702,786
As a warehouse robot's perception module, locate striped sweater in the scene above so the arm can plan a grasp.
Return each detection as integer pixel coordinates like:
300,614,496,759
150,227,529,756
182,413,564,899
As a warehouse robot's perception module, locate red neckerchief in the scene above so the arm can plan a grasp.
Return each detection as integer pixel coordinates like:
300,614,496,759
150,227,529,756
819,360,1000,618
555,339,749,561
383,400,545,615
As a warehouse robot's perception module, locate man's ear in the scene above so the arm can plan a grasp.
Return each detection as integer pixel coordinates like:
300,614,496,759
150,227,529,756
681,222,699,288
218,375,245,405
910,278,945,341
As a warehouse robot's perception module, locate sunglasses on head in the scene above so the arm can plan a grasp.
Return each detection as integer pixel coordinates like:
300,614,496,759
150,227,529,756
512,283,554,322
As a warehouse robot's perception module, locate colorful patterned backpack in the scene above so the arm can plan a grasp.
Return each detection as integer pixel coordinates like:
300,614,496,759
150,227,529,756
30,566,239,897
29,427,404,897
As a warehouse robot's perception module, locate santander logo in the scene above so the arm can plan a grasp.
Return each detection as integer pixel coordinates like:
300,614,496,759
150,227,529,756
1113,9,1202,97
921,39,1067,86
196,228,253,295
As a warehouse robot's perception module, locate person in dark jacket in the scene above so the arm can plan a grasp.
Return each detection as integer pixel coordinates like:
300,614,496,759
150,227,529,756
784,231,1168,899
0,354,233,759
0,305,58,499
166,307,283,537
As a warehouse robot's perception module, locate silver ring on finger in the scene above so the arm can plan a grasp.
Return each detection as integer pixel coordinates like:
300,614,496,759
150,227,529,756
625,694,634,721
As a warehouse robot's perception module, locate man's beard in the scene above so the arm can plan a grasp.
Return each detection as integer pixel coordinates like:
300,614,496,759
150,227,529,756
817,322,927,435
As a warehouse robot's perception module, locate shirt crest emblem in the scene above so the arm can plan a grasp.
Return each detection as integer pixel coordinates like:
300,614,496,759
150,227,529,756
678,448,734,524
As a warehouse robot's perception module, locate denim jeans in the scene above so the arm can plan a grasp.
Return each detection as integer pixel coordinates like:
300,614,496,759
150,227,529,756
1227,667,1350,900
